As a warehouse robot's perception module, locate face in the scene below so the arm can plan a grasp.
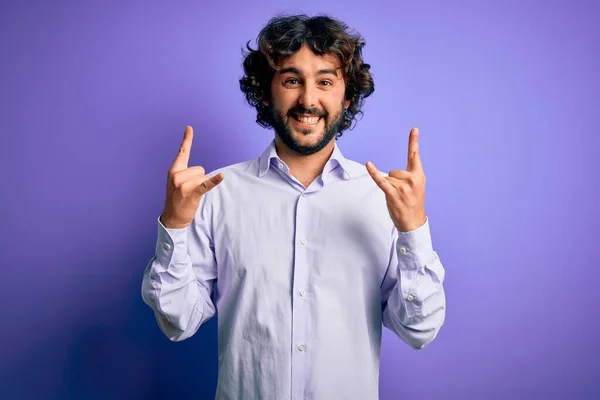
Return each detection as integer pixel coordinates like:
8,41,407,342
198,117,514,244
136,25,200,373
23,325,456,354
266,43,351,155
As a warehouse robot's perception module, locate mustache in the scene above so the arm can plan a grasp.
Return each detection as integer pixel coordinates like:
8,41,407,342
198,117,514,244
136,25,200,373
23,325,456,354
287,106,327,118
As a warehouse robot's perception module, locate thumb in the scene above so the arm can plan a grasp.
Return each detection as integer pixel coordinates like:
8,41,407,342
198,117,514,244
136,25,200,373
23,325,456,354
366,161,395,196
195,173,224,196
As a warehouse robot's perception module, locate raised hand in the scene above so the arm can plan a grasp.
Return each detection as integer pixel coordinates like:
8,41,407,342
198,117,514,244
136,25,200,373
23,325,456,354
366,127,427,232
161,126,224,229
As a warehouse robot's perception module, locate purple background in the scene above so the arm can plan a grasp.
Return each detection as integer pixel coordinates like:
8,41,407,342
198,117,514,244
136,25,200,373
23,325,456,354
1,0,598,399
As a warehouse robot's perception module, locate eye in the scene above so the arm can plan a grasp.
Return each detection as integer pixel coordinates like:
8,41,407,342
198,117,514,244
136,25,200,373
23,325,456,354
319,80,333,87
285,78,300,85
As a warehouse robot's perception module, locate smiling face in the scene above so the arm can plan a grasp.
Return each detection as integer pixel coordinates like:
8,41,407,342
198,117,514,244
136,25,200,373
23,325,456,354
266,44,351,155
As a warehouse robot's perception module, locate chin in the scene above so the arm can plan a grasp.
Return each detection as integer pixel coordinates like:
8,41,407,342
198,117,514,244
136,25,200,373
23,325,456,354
292,125,323,138
296,132,326,146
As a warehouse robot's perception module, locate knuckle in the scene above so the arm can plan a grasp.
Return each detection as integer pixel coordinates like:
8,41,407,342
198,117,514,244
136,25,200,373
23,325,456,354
171,173,182,188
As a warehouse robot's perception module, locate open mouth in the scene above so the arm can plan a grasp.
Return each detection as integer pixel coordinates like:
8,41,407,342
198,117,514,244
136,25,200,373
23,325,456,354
292,114,322,126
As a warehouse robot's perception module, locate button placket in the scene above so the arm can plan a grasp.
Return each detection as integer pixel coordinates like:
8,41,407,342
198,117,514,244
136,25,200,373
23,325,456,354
291,190,310,400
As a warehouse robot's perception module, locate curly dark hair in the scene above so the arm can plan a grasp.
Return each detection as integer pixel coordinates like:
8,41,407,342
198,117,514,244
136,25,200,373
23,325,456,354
239,13,375,138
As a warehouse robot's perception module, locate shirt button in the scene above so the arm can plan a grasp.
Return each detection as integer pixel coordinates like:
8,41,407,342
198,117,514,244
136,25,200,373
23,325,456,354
300,238,307,245
278,163,284,169
152,282,159,289
299,290,306,297
298,344,306,351
301,193,306,197
399,246,408,254
163,243,172,251
407,294,414,301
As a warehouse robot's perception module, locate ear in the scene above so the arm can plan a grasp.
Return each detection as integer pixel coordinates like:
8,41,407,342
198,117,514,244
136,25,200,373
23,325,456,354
262,99,269,106
344,99,351,110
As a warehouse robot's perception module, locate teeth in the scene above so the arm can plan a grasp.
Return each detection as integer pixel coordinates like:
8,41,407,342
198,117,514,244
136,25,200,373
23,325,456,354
297,115,319,124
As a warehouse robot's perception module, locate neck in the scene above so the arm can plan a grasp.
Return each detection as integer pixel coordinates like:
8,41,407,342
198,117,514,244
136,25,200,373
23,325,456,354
274,136,335,187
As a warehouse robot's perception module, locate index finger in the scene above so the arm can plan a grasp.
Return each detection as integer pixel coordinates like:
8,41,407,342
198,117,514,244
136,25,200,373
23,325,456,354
406,127,423,172
172,126,194,171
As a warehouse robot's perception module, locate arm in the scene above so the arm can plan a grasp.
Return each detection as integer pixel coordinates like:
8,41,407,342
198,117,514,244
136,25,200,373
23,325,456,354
141,201,217,342
381,217,446,350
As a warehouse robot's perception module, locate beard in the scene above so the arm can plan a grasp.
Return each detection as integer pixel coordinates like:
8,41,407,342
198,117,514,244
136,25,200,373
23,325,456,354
269,100,345,156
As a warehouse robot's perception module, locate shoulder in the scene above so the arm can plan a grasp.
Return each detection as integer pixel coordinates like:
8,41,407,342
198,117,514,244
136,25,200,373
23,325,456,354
198,157,259,208
344,158,390,182
204,157,259,182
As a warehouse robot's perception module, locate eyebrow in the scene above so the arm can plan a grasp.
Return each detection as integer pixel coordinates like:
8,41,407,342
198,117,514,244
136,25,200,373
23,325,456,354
279,67,339,77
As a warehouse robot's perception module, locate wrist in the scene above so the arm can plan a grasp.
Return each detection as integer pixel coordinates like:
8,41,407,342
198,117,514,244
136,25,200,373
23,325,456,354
160,213,190,230
395,214,427,233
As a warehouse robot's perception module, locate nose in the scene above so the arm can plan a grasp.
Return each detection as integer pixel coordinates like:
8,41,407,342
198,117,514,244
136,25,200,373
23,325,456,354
298,84,317,109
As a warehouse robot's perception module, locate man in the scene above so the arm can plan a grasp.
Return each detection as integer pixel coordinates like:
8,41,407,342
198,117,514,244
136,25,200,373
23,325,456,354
142,13,446,400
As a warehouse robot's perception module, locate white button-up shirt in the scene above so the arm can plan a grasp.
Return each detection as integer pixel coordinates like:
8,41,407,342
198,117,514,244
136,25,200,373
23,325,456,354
142,139,446,400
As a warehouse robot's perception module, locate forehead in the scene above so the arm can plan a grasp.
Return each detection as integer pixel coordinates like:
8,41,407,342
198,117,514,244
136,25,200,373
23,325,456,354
277,44,342,75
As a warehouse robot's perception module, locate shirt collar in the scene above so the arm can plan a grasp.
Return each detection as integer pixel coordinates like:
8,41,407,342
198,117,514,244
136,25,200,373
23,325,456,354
258,139,353,180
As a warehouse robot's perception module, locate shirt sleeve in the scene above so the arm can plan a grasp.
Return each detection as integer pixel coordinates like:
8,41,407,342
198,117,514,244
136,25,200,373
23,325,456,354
141,196,217,342
381,217,446,350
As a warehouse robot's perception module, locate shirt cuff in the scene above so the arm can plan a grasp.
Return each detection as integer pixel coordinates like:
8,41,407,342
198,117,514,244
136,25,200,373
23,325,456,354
396,217,435,269
155,215,189,267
